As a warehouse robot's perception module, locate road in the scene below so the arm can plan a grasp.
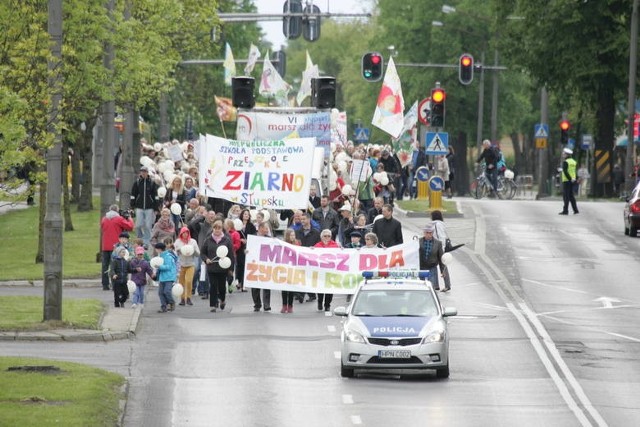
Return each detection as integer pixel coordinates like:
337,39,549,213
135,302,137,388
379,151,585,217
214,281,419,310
2,198,639,426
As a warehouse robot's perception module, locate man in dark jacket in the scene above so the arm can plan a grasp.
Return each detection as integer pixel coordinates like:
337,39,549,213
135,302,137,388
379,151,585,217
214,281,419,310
371,204,403,248
295,212,321,303
312,196,340,238
476,139,500,195
131,166,158,247
418,223,446,291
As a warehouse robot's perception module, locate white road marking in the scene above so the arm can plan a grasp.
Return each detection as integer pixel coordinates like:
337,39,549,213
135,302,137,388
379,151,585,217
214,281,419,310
350,415,362,425
327,325,336,333
342,394,354,404
593,297,621,309
540,314,640,343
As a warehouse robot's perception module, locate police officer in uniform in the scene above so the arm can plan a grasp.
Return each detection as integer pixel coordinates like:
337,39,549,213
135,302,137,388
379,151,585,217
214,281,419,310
559,148,579,215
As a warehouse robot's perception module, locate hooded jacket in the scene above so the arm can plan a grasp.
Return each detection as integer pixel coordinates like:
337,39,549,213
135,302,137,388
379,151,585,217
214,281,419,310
101,210,134,251
174,226,200,268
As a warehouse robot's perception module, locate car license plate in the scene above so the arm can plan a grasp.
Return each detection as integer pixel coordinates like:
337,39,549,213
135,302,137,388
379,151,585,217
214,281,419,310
378,350,411,359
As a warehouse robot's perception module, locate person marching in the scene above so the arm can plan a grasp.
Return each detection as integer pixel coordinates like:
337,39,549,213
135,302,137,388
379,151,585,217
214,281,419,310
129,246,154,308
154,242,178,313
559,148,579,215
110,247,131,307
418,223,447,291
174,226,200,306
431,210,451,292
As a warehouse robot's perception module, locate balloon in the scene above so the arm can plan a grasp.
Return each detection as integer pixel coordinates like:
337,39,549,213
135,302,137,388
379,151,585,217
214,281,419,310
374,214,384,223
504,169,515,180
170,203,182,215
216,245,229,258
373,172,381,182
153,142,163,152
171,283,184,300
250,210,258,221
218,256,232,269
261,209,271,222
150,256,164,268
441,252,453,266
180,244,194,256
127,280,136,294
342,184,353,196
379,173,390,186
329,172,337,191
157,187,167,198
337,160,348,173
233,218,243,231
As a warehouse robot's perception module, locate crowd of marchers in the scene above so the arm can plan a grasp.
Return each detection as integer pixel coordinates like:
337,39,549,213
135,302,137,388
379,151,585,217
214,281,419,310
100,138,456,314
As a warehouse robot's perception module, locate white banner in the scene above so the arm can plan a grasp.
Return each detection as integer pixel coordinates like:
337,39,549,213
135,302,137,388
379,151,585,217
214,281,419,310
236,111,332,156
244,235,420,294
199,135,316,209
372,56,405,138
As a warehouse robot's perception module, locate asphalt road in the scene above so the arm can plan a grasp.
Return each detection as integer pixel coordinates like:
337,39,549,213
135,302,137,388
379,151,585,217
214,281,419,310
2,198,639,427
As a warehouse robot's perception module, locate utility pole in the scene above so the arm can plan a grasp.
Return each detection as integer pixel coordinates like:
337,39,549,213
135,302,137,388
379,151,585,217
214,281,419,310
100,0,116,218
44,0,63,321
626,0,639,196
490,49,499,143
476,52,486,154
537,87,549,199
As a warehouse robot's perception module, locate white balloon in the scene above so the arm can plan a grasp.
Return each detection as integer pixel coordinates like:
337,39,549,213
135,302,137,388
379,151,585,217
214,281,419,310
150,256,164,268
157,187,167,198
171,283,184,299
233,218,243,231
337,160,348,173
441,252,453,266
504,169,515,180
153,142,162,152
374,214,384,223
218,256,232,269
216,245,229,258
261,209,271,222
373,172,381,182
127,280,136,294
341,184,353,196
170,203,182,215
379,173,390,186
250,210,258,221
180,244,194,256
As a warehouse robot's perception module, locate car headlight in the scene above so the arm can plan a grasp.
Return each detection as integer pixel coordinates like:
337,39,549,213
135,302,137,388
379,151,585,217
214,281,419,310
345,329,366,343
423,329,446,343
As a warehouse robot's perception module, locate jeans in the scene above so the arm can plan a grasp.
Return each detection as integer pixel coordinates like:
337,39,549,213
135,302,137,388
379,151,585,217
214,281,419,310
158,281,174,309
485,168,498,192
132,285,146,305
113,282,129,307
428,267,439,290
208,271,227,308
135,208,155,246
252,288,271,310
317,293,333,309
101,250,112,290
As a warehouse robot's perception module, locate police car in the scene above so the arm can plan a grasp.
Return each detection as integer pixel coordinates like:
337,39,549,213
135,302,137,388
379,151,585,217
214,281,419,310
334,271,457,378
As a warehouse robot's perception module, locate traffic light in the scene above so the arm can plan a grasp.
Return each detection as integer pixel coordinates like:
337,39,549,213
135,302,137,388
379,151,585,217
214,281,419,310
283,0,302,39
272,50,286,77
430,87,446,127
361,52,383,82
458,53,474,85
303,4,321,42
560,119,570,144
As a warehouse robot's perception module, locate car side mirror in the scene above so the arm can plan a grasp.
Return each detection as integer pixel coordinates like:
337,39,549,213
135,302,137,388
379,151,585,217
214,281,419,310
442,307,457,317
333,306,348,317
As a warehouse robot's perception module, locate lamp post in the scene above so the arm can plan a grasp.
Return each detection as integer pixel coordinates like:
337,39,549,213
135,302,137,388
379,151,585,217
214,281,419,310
626,0,639,196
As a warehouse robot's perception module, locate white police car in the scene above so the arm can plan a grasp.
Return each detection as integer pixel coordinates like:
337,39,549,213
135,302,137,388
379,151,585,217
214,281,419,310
334,271,457,378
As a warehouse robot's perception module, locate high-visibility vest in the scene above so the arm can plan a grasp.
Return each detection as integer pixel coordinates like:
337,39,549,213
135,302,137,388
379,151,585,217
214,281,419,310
562,158,577,182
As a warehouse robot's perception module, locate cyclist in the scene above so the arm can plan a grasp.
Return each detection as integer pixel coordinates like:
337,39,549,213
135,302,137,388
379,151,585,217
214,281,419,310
476,139,500,197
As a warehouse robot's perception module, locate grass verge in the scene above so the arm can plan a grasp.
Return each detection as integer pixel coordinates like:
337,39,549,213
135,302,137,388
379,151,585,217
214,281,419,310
396,198,458,215
0,296,103,331
0,202,101,281
0,356,124,427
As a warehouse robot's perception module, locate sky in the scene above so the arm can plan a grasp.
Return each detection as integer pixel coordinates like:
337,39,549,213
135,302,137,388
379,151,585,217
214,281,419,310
255,0,374,49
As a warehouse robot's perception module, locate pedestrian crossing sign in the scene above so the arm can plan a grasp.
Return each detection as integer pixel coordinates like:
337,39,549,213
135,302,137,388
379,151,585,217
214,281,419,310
425,132,449,155
534,124,549,138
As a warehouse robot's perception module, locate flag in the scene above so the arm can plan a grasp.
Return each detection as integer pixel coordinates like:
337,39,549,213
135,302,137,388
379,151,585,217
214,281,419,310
371,57,404,138
259,50,292,106
214,95,237,122
392,101,418,167
223,42,236,86
244,44,261,75
296,51,319,106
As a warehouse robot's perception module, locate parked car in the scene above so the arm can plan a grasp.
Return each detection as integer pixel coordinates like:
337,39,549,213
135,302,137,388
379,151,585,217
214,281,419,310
624,181,640,237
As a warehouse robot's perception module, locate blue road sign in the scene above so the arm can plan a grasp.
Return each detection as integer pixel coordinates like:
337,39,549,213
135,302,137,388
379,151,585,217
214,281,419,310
429,176,445,192
425,132,449,155
353,127,370,143
534,124,549,138
415,166,430,182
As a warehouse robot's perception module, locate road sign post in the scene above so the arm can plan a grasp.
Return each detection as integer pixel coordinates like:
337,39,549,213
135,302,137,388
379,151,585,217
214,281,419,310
415,166,430,200
429,176,444,210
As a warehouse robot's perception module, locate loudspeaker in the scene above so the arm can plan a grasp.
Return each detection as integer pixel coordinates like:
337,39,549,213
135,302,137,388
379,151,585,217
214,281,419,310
311,77,336,109
232,77,255,108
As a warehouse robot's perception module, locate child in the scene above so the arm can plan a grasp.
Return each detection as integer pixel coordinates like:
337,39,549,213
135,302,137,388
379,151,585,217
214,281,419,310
154,242,177,313
133,238,150,261
110,247,131,307
112,231,133,260
174,227,200,306
129,246,154,308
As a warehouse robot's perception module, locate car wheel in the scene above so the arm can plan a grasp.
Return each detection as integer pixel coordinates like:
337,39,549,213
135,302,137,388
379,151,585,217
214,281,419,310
631,226,638,237
435,365,449,379
341,363,354,378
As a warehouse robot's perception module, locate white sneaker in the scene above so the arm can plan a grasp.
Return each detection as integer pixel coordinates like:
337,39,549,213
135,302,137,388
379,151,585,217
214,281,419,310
131,303,137,308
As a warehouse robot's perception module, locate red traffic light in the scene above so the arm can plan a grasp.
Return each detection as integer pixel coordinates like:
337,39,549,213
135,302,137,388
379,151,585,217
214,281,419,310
458,53,474,85
461,56,472,67
431,88,446,103
560,120,570,131
371,54,381,64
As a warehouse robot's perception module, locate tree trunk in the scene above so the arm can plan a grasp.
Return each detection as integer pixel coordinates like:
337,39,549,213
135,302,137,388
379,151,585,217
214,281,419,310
36,183,46,264
70,149,80,203
510,132,522,175
454,131,469,196
77,117,96,212
62,138,74,231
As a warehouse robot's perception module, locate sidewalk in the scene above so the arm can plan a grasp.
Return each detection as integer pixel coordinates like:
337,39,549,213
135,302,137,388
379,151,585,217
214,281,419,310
0,280,141,342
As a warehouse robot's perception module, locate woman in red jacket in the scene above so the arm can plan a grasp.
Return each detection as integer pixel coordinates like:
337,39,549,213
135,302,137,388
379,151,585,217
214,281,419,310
313,229,340,312
224,219,242,293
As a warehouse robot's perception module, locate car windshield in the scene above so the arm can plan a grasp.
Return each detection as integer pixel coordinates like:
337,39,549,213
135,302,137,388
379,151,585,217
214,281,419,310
351,289,438,317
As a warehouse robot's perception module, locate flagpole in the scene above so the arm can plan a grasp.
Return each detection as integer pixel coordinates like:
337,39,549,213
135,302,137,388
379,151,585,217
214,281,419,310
219,116,227,139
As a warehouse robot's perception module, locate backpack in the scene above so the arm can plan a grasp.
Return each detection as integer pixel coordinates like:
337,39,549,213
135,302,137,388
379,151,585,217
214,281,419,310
496,149,506,171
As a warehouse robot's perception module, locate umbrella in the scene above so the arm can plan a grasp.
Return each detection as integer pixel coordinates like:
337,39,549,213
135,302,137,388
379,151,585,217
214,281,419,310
445,243,465,253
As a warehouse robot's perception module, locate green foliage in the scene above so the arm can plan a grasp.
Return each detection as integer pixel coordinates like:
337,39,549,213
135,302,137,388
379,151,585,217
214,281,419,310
0,357,124,426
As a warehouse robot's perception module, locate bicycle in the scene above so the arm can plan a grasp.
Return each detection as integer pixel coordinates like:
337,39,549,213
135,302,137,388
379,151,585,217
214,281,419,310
497,170,517,200
470,172,493,199
471,167,517,200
